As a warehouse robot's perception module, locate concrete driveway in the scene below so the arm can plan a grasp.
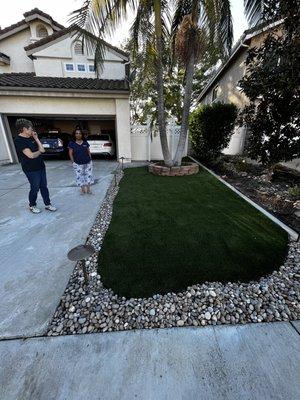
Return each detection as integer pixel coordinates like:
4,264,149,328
0,160,117,339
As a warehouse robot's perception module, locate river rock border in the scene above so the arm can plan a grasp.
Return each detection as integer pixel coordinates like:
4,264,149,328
47,169,300,336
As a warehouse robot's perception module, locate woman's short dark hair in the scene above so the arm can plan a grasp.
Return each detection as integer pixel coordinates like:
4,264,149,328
15,118,33,133
72,126,86,141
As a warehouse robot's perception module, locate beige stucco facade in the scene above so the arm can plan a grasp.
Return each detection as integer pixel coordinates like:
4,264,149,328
0,9,132,164
201,50,248,108
198,24,286,157
0,91,131,163
0,29,34,74
32,36,127,80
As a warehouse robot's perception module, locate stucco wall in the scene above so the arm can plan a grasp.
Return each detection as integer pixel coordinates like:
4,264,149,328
29,21,54,41
115,99,131,161
33,36,126,79
201,50,248,108
0,28,126,79
0,94,131,162
0,95,116,115
0,114,13,164
0,29,34,73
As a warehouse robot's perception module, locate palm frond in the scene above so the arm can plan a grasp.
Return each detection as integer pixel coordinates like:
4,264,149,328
216,0,233,56
69,0,137,73
129,0,154,59
244,0,263,25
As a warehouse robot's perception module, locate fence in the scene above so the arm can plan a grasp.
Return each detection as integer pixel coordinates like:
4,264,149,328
130,120,188,161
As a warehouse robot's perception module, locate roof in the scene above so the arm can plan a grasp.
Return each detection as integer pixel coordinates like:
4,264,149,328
0,73,129,93
0,19,27,37
24,25,129,59
0,8,64,40
23,8,65,30
24,26,73,52
197,19,283,102
0,52,10,61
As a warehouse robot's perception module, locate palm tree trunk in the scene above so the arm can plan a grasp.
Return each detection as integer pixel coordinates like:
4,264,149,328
173,52,195,166
153,0,172,167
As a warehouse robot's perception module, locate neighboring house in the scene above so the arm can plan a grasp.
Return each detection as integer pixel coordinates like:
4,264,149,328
198,20,284,157
0,8,131,164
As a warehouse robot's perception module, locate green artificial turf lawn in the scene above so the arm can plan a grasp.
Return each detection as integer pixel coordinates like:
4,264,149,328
98,167,288,298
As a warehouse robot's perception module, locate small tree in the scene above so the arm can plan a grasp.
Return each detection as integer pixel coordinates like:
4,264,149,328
189,102,238,161
239,0,300,168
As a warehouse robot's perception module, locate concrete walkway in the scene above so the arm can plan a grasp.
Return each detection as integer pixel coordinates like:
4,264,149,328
0,160,117,339
1,322,299,400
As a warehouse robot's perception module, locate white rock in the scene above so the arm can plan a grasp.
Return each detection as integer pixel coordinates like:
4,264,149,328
204,312,211,320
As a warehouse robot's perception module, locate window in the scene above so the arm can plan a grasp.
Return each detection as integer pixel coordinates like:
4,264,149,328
65,63,74,72
77,64,86,72
36,25,48,38
212,85,219,102
74,41,84,55
88,64,95,72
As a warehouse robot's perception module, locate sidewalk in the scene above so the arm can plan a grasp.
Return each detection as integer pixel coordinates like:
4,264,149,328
1,322,299,400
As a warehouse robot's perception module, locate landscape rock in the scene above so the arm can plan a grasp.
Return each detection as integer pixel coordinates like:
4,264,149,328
47,169,300,337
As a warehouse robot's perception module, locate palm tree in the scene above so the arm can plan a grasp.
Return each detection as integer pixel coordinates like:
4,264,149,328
71,1,232,167
70,0,173,166
171,0,233,166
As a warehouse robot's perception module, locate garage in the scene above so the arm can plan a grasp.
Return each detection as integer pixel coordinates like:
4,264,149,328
6,115,117,160
0,74,131,165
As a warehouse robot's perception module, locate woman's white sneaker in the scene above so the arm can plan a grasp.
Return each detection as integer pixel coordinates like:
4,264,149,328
29,206,41,214
45,205,57,212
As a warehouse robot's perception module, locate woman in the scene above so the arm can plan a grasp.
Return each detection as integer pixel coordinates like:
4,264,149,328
68,127,94,194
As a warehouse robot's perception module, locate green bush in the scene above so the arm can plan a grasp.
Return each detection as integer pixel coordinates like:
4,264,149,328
189,102,238,161
288,186,300,198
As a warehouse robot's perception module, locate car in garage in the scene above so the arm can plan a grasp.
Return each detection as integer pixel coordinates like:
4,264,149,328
87,134,115,157
39,130,70,158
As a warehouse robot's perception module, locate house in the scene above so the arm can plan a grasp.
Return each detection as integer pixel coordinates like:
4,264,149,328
0,8,131,164
197,20,287,157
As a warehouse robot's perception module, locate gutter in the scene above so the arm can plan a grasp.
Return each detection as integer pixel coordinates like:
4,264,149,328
0,86,130,96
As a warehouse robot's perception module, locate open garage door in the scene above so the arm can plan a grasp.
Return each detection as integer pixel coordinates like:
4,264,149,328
7,115,117,161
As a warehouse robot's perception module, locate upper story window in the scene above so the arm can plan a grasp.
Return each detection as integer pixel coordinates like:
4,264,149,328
74,41,84,55
36,25,48,38
77,63,86,72
212,85,219,102
65,63,75,72
88,64,95,72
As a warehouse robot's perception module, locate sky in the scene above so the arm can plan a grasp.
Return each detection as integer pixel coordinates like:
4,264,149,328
0,0,248,47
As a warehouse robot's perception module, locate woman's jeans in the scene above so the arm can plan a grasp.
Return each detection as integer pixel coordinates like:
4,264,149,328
24,168,51,207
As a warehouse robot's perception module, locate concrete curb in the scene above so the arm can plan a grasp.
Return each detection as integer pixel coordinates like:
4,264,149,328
189,156,299,241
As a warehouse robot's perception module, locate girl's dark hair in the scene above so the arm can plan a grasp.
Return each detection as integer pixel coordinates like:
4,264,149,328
15,118,33,133
72,126,86,141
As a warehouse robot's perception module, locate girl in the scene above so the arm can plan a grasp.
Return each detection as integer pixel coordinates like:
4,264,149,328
68,127,94,194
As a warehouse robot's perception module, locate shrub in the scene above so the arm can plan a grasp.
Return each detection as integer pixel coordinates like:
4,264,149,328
288,186,300,198
238,2,300,167
189,102,238,161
